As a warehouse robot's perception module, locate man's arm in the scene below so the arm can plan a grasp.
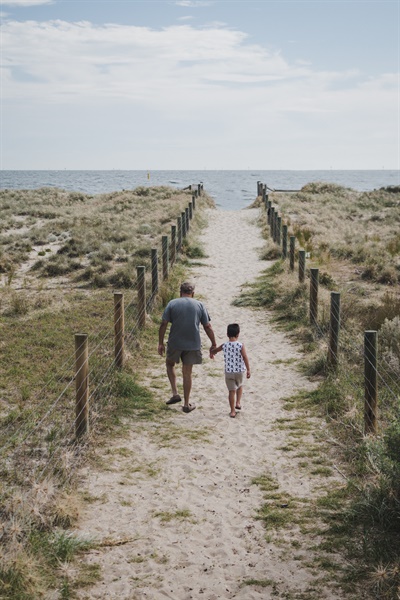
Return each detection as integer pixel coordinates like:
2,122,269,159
158,320,168,356
203,322,217,357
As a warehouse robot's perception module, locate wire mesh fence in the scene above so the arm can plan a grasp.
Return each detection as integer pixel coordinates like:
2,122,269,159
257,181,400,436
0,187,202,514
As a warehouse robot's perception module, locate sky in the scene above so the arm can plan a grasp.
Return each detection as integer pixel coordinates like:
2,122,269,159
0,0,399,170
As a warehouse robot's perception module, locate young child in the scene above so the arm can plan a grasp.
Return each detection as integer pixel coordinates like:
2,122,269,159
212,323,250,418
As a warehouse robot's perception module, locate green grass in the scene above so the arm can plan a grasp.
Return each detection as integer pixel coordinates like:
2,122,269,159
153,509,193,523
0,185,214,600
241,578,276,588
249,185,400,599
0,530,94,600
150,423,210,447
111,372,167,423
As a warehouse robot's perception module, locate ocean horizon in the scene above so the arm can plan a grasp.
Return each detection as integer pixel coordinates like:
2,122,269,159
1,169,398,211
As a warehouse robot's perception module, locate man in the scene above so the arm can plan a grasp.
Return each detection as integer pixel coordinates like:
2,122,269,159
158,281,217,413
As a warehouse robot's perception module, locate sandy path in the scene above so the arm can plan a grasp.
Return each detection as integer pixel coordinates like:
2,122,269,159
76,208,342,599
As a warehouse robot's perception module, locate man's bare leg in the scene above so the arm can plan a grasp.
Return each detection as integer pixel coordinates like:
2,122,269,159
182,363,193,407
166,360,179,397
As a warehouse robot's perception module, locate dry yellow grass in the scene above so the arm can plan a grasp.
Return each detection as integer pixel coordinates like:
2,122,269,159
253,182,400,326
0,185,214,599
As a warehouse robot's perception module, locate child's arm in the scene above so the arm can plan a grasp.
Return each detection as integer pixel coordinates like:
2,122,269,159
211,344,223,355
241,344,251,378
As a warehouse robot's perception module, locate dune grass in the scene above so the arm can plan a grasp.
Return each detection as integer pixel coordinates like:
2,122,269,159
0,184,214,599
244,182,400,599
262,182,400,285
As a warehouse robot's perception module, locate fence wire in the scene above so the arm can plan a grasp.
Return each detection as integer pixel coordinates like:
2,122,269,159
257,183,400,430
1,196,197,506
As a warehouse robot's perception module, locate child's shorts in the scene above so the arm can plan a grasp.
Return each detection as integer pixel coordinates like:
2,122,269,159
225,371,244,391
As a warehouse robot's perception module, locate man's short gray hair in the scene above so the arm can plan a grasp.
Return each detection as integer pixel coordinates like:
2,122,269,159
180,282,195,294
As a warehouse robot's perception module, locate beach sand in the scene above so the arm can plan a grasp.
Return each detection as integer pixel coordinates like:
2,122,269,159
75,208,343,599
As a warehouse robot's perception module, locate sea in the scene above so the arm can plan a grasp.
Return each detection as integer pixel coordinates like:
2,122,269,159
1,170,399,211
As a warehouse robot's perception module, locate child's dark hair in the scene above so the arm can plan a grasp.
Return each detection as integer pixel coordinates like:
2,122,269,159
227,323,240,338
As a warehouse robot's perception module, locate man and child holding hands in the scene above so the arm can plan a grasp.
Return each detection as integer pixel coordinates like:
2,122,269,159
158,282,250,417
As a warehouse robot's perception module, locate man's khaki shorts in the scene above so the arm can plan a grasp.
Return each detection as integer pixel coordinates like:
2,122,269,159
166,347,203,365
225,371,244,391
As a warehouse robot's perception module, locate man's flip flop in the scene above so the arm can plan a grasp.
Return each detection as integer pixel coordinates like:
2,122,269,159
235,405,241,410
182,404,196,413
166,395,181,405
230,412,237,418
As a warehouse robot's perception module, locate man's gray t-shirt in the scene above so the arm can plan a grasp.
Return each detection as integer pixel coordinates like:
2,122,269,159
162,297,210,351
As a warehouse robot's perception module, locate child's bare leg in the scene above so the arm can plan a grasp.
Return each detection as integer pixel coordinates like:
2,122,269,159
228,390,236,417
235,385,243,409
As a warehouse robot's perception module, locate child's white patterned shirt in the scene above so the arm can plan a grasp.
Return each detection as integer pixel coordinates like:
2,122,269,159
222,341,246,373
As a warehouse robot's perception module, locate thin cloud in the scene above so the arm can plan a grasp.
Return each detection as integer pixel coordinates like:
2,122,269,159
1,19,397,169
175,1,211,7
2,0,54,5
2,20,395,110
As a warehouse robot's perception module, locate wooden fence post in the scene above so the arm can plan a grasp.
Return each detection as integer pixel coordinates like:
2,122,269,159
170,225,176,265
75,333,89,438
270,207,275,237
137,266,146,328
267,200,272,224
364,330,378,435
177,216,182,250
197,183,202,196
181,211,186,238
282,224,288,258
309,268,319,325
185,207,190,233
277,216,282,246
290,236,296,271
192,194,196,210
328,292,340,369
162,236,169,280
298,250,306,283
257,181,261,196
151,248,158,297
262,185,266,204
114,292,124,368
189,201,193,221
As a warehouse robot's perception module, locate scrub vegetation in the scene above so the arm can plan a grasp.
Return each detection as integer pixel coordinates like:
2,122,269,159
0,184,213,599
244,182,400,599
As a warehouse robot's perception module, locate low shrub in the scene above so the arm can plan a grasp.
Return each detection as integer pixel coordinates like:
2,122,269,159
380,315,400,358
318,271,336,289
108,268,135,289
300,181,349,195
7,292,30,316
183,242,207,259
57,238,83,258
43,259,82,277
362,293,400,331
92,273,108,288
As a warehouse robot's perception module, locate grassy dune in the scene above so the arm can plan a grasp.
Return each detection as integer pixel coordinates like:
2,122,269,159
0,185,213,405
246,182,400,599
274,182,400,285
0,185,214,599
